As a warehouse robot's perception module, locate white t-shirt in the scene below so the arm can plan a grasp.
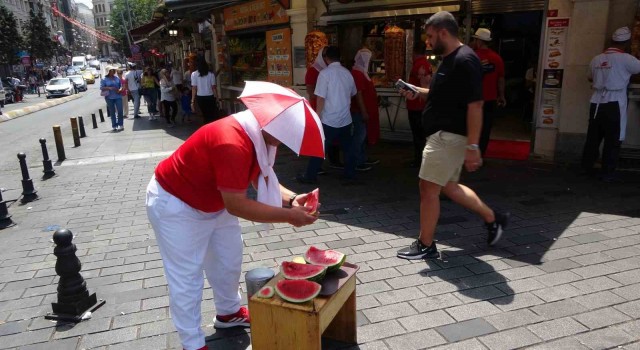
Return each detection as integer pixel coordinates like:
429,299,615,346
171,69,183,85
191,71,216,97
160,79,176,102
314,62,356,127
124,69,143,91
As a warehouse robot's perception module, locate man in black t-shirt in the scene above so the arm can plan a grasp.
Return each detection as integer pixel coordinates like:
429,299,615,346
397,11,510,260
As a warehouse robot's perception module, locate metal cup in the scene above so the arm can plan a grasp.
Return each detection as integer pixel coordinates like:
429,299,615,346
245,267,275,299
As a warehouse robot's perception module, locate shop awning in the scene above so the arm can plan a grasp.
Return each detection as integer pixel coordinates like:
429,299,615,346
129,20,166,44
318,2,461,25
163,0,240,17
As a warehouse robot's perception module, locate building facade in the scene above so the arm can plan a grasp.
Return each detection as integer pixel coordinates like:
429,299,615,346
92,0,114,57
77,3,97,56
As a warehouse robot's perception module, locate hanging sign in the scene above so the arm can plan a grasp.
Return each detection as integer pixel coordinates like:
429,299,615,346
538,18,569,129
266,28,292,86
224,0,289,32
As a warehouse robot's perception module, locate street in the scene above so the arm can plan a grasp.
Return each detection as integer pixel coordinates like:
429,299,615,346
0,89,639,349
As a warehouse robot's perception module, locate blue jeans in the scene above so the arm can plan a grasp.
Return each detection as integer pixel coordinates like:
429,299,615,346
106,97,123,128
130,89,141,117
144,90,158,114
305,123,356,180
351,112,367,166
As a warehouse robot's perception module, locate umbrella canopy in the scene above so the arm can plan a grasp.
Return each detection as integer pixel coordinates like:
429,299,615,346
239,81,325,158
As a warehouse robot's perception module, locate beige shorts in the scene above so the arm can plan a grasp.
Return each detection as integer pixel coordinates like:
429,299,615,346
418,131,468,186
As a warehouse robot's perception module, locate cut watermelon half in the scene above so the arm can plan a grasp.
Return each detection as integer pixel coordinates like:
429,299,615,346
256,286,274,298
304,246,346,272
305,188,319,215
275,279,321,303
280,261,326,283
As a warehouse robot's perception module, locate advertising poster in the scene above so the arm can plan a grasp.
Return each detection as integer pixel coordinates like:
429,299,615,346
538,18,569,128
266,28,292,86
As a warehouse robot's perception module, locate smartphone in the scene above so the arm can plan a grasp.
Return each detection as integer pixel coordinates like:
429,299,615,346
394,79,418,94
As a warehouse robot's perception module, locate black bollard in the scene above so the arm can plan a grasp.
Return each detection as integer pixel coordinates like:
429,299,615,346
17,153,38,203
78,116,87,138
47,229,101,320
98,109,105,122
39,138,55,178
52,125,66,162
0,190,15,229
70,118,80,147
91,113,97,129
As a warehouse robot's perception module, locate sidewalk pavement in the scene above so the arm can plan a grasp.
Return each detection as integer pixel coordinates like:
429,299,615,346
1,94,83,123
0,116,639,349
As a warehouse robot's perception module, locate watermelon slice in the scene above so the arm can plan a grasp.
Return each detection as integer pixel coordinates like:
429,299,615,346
280,261,326,283
256,286,274,298
304,246,346,272
275,279,321,303
305,188,320,215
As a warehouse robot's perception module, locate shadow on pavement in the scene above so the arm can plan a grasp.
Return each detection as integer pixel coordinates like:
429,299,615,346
205,328,250,350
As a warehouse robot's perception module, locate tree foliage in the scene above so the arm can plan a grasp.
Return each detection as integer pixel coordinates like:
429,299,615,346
24,3,57,63
110,0,158,56
0,4,23,65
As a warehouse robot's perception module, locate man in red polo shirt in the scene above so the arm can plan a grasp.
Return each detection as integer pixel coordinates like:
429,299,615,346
146,112,318,350
471,28,506,155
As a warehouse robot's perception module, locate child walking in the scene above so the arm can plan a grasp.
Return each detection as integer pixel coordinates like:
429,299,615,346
180,87,193,123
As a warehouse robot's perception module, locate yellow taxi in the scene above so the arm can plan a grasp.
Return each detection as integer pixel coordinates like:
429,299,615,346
82,70,95,84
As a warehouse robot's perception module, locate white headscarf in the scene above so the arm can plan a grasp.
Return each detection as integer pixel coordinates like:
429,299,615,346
312,46,327,72
353,48,372,81
232,110,282,208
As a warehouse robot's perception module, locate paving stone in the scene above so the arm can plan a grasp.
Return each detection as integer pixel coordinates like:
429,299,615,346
477,327,541,350
0,320,28,336
616,319,640,339
358,267,401,283
385,329,446,350
615,300,640,318
452,286,506,303
373,287,425,305
357,320,406,343
484,309,544,331
534,270,582,287
524,337,589,350
326,237,365,249
397,310,455,332
530,299,588,319
0,328,53,349
428,338,488,350
410,293,462,313
108,335,167,350
573,290,627,309
609,269,640,285
385,274,434,289
570,252,616,266
435,318,497,342
140,319,175,338
362,302,417,323
17,337,79,350
356,281,392,296
455,272,507,289
53,317,112,339
573,307,631,330
538,258,581,273
570,276,623,293
445,301,501,322
570,264,619,279
532,284,583,302
527,316,588,340
356,295,381,310
575,327,636,349
490,292,544,311
611,283,640,301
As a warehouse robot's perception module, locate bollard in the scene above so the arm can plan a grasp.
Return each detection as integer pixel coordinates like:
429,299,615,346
78,116,87,138
52,125,66,161
17,153,38,203
39,138,55,178
98,109,105,123
91,113,97,129
70,118,80,147
44,229,104,322
0,190,15,229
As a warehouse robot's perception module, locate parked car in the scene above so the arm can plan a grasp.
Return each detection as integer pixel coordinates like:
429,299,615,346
82,70,95,84
1,77,16,104
88,67,100,79
45,78,75,98
67,75,87,92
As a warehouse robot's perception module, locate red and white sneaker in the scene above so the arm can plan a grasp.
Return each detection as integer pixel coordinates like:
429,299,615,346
213,306,250,329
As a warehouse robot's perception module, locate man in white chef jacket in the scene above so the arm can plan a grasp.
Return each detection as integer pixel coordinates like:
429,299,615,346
582,26,640,182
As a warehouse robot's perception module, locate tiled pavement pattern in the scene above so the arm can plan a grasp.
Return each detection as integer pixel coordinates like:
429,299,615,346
1,130,640,349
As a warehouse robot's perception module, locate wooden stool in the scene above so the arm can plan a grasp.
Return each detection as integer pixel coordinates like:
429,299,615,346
249,264,358,350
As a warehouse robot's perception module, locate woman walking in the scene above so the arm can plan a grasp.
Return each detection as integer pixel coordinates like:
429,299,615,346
117,69,129,118
100,66,124,132
142,67,159,120
191,58,219,124
160,69,178,128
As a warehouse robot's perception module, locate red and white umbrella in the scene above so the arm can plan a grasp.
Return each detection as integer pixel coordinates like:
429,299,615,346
239,81,325,158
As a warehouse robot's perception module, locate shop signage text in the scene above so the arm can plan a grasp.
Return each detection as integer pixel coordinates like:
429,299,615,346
538,17,570,129
224,0,289,32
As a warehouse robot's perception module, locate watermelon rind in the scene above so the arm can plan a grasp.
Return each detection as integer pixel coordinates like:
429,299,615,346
304,246,346,272
256,286,274,298
275,279,321,303
281,261,326,283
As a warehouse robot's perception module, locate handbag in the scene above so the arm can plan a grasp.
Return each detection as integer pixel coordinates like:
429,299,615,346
100,90,109,97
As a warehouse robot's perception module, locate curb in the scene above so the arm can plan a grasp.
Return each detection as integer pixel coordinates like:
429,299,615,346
0,94,83,123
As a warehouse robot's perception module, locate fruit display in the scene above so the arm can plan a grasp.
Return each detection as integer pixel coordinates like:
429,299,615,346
275,279,322,303
281,261,326,283
228,37,265,55
305,30,328,68
256,286,274,298
384,25,405,82
292,256,306,264
305,188,319,215
304,246,346,272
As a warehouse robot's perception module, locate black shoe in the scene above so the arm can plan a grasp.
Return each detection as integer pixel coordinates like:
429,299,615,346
356,164,372,172
134,115,141,119
329,162,344,170
364,158,380,165
397,240,439,260
486,212,510,246
295,174,317,184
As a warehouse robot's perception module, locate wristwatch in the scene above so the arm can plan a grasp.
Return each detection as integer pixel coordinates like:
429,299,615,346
466,144,480,151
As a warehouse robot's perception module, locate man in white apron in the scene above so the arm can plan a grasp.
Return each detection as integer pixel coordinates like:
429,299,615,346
582,26,640,182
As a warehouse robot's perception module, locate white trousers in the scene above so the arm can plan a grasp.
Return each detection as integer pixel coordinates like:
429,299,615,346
145,176,243,350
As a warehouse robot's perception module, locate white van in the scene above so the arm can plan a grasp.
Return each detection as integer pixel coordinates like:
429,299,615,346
71,56,87,70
